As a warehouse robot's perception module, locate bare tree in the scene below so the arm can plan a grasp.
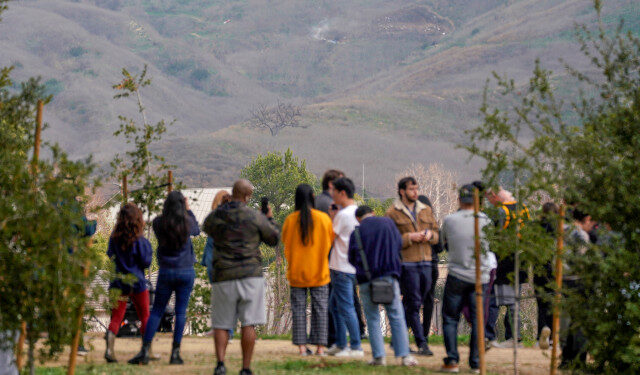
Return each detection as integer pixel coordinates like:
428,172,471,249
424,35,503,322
394,162,458,224
249,100,304,136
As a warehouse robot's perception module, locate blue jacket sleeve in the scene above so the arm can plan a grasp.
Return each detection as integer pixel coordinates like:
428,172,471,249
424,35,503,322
348,231,359,268
138,238,153,270
187,210,200,236
201,237,213,267
390,221,403,261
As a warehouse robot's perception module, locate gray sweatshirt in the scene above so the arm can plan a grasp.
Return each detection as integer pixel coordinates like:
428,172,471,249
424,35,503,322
441,209,495,284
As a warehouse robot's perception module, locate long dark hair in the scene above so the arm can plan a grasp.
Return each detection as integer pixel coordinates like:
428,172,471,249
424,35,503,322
159,191,189,251
111,203,145,251
294,184,315,246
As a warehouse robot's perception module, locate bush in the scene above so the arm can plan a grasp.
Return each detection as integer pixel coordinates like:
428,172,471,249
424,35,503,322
463,3,640,372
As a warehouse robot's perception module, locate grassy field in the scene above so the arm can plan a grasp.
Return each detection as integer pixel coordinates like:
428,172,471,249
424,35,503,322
33,333,553,375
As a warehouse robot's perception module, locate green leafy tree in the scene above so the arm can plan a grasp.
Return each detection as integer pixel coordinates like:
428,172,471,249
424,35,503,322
110,65,176,231
240,148,319,224
0,11,100,374
463,2,640,372
240,149,318,334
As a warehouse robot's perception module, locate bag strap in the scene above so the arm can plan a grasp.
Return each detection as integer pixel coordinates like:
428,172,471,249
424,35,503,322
353,227,372,282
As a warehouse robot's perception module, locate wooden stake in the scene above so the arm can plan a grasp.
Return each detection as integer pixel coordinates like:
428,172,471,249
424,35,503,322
122,174,128,202
32,100,43,170
474,188,486,375
167,170,173,193
67,258,91,375
550,206,565,375
16,99,44,370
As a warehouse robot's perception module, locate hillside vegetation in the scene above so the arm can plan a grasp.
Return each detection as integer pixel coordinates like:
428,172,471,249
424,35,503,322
0,0,636,195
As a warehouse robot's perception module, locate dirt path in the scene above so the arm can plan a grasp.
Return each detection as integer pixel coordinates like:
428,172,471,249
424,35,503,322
46,333,553,374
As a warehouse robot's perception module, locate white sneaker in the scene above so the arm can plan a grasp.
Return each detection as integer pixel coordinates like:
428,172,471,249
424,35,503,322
539,326,551,350
349,349,364,358
326,345,342,356
368,357,386,366
402,355,418,366
333,348,352,357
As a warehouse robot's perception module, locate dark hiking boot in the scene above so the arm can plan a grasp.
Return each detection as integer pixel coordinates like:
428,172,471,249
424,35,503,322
128,341,150,365
104,331,117,363
416,343,434,356
169,342,184,365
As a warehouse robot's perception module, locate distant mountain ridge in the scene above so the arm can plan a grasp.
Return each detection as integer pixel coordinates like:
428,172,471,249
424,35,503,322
0,0,636,195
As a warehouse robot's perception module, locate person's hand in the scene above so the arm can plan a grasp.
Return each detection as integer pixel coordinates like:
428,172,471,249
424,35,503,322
184,197,190,211
409,232,426,243
266,205,273,219
424,229,433,242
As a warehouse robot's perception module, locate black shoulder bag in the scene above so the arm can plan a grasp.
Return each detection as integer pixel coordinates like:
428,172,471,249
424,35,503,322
353,227,395,304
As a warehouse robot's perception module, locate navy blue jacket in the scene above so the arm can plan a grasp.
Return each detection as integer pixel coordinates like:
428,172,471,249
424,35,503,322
153,210,200,269
348,216,403,284
108,236,153,294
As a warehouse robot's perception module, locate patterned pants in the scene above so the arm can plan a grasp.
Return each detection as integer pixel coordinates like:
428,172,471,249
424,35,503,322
290,285,329,346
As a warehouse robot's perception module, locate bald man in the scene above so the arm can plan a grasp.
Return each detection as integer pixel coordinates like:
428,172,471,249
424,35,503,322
203,179,280,375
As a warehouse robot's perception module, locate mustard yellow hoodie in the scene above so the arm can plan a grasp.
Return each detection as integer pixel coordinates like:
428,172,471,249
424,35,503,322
282,209,334,288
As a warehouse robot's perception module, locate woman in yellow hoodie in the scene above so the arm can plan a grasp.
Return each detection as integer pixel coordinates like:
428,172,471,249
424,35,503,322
283,183,334,356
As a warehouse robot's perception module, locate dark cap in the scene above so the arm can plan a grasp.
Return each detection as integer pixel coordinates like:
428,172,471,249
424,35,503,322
459,184,475,204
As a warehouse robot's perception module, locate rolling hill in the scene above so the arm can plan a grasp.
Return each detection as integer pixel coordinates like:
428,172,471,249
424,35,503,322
1,0,637,195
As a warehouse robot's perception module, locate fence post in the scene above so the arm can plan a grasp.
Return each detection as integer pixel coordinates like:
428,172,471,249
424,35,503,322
167,170,173,193
67,257,91,375
474,188,486,374
16,99,44,370
550,206,565,375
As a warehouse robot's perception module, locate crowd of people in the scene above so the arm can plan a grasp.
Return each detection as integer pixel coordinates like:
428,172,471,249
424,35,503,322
97,169,594,374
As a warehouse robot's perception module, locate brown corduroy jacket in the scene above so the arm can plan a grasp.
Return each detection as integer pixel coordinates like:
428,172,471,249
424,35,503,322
386,199,439,263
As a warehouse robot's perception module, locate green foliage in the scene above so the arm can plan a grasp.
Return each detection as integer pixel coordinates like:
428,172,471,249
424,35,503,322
0,54,99,373
68,46,88,58
187,236,212,334
240,148,318,225
109,65,176,229
189,67,210,82
354,194,393,217
463,3,640,372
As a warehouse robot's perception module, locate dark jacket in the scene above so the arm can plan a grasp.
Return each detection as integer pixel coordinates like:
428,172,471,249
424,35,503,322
494,201,530,285
348,216,403,284
152,210,200,269
108,236,153,294
314,191,333,215
203,201,280,282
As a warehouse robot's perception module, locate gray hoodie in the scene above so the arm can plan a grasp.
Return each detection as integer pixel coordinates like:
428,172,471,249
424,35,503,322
441,209,495,284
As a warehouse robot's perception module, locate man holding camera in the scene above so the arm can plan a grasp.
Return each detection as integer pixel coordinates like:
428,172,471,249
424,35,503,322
386,177,439,356
203,179,280,375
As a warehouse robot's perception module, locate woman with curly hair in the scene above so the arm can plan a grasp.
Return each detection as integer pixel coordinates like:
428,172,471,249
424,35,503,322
105,202,153,363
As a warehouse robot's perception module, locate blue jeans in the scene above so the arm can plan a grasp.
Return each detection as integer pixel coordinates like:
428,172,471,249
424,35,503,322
399,263,432,347
360,277,409,359
144,267,195,344
329,270,361,350
442,275,486,369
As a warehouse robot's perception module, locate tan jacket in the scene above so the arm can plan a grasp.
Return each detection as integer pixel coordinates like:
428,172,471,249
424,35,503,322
386,199,439,262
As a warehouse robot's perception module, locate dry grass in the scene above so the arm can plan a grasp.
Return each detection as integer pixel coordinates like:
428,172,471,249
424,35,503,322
38,333,554,374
